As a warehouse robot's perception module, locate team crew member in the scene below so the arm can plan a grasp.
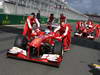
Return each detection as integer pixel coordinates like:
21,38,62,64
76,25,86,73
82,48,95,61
23,13,40,40
54,22,72,51
60,13,66,24
36,10,41,22
74,21,85,36
47,14,55,30
76,21,84,31
84,20,95,38
96,24,100,38
84,20,94,29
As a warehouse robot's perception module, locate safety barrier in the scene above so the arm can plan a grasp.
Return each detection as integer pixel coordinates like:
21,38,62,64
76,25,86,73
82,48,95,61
0,13,27,25
0,13,58,25
0,13,99,25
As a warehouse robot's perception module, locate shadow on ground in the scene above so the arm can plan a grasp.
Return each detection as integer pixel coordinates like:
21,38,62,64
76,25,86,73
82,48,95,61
71,37,100,51
98,60,100,62
89,69,100,75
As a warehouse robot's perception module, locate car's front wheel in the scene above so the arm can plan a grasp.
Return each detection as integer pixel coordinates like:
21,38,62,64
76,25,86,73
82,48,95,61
53,40,63,56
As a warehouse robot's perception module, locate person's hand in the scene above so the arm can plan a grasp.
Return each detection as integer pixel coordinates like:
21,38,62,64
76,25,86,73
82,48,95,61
56,36,62,41
31,30,37,36
56,36,62,39
32,30,35,33
34,32,37,35
50,32,55,36
35,28,41,33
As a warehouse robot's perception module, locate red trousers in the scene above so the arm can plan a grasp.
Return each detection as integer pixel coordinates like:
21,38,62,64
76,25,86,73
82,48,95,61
96,25,100,38
23,24,32,40
63,32,71,50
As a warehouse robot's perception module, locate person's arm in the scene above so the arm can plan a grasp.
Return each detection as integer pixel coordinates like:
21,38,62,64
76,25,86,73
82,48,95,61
61,26,69,38
88,24,93,28
59,17,61,24
52,17,55,24
27,18,32,29
54,26,60,32
35,18,40,27
47,17,49,22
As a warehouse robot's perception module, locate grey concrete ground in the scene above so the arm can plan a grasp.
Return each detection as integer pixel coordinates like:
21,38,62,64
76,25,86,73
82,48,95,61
0,25,100,75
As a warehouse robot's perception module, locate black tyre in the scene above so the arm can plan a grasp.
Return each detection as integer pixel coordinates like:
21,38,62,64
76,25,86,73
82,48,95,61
53,40,63,56
82,33,88,37
92,29,96,37
41,43,52,55
14,35,28,50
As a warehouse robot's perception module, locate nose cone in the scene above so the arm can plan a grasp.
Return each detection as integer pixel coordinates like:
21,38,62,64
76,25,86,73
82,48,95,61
30,38,42,48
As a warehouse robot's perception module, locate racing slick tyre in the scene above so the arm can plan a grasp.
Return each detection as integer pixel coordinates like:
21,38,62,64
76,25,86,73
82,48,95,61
41,43,52,54
91,29,96,39
53,40,63,56
14,35,28,50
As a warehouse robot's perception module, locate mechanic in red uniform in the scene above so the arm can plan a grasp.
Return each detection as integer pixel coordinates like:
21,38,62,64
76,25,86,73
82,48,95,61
84,20,95,38
60,13,66,24
23,13,40,40
95,24,100,38
47,14,55,30
84,20,94,29
76,20,84,31
54,21,72,51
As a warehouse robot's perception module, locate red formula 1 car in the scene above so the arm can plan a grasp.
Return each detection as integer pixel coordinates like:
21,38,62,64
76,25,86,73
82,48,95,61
7,29,63,67
74,23,100,40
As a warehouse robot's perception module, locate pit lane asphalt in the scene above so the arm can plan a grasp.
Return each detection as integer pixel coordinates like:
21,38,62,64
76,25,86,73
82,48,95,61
0,25,100,75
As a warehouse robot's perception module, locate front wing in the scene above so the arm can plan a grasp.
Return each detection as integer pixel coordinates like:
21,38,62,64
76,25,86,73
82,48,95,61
7,49,62,67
